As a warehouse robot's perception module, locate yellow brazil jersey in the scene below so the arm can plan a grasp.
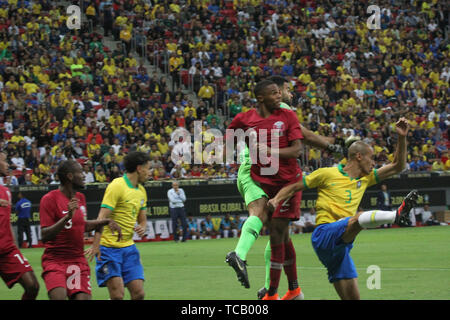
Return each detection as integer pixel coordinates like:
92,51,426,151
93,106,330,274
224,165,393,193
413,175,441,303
100,174,148,248
303,165,379,225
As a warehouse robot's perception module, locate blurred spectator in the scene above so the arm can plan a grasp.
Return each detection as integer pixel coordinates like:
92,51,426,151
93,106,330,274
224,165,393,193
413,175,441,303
232,214,244,236
187,216,200,240
200,214,218,239
409,156,431,172
220,213,237,238
290,207,316,234
0,169,18,186
377,184,392,211
377,183,392,228
82,165,95,184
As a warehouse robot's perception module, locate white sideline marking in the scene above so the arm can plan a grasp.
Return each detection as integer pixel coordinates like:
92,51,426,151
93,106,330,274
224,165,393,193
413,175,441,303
145,266,450,271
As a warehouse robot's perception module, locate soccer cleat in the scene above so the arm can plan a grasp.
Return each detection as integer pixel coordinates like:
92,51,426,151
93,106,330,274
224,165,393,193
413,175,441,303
262,293,280,300
225,251,250,288
395,190,419,227
281,287,304,300
257,287,267,300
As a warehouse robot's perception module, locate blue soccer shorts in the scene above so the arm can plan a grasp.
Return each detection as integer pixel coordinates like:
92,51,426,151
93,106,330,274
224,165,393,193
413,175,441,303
95,244,144,287
311,217,358,283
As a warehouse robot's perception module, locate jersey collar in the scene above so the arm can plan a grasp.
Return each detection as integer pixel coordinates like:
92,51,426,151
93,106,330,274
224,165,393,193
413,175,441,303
123,173,139,189
338,164,360,181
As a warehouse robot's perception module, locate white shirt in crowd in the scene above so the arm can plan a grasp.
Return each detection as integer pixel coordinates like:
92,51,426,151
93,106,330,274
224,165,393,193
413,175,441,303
11,156,25,170
97,107,111,121
83,171,95,184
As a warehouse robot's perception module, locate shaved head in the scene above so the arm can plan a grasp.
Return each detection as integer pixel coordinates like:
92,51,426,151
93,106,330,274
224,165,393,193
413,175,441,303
347,141,371,160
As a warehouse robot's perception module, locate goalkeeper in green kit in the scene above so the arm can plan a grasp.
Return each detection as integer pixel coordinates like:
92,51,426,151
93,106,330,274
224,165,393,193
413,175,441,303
226,75,344,299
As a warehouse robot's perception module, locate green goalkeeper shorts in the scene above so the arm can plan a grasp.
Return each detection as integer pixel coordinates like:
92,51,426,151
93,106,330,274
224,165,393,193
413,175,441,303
237,166,268,206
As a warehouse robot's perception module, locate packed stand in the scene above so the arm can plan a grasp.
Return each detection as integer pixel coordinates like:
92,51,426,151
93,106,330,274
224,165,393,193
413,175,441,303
0,0,449,187
143,0,449,173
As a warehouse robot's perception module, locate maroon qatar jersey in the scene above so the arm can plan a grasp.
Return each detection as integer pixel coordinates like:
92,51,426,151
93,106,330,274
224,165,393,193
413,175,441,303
0,185,15,254
39,189,87,262
227,108,303,186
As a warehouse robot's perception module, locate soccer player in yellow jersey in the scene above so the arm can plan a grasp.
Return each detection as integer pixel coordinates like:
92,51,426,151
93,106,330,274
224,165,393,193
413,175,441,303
86,151,151,300
268,118,419,300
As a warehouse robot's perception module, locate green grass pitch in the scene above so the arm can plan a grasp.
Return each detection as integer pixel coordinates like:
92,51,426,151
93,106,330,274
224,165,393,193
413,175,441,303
1,226,449,300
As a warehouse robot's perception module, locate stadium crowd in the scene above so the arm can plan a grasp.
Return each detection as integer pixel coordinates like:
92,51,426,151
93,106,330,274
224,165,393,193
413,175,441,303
0,0,449,186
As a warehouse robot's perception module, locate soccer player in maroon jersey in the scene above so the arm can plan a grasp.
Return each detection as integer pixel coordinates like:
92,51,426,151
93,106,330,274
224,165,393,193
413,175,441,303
226,79,304,299
39,160,121,300
0,151,40,299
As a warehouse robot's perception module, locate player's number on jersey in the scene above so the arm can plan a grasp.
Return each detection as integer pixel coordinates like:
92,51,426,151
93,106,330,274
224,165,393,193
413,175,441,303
65,219,73,229
345,190,352,203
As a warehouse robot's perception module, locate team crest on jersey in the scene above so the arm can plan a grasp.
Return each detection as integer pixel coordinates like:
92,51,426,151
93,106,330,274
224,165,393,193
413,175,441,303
356,180,362,189
272,121,285,137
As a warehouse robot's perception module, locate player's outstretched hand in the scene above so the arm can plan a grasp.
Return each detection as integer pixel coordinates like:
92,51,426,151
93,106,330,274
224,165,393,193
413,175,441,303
134,225,146,238
267,198,278,213
396,117,409,137
85,246,101,262
108,220,122,242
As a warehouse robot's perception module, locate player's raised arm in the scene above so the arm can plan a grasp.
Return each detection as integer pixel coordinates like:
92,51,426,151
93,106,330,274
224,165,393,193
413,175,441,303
300,125,343,155
268,179,304,211
375,117,409,181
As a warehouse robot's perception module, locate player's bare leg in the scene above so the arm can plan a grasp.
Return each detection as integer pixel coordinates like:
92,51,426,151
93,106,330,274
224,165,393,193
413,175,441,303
71,292,91,300
333,278,360,300
126,279,145,300
341,213,364,244
247,197,270,224
106,276,125,300
18,271,39,300
48,287,67,300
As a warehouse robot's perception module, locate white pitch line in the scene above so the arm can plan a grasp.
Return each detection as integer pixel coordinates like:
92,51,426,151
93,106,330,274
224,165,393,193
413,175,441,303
145,265,450,271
